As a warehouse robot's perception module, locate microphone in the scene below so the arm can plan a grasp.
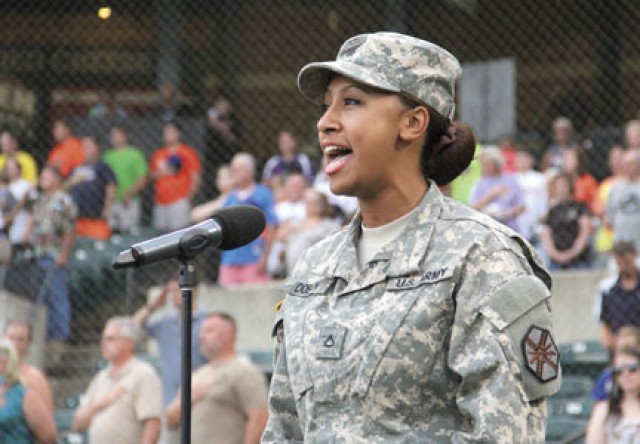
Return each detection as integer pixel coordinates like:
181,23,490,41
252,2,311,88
112,205,266,269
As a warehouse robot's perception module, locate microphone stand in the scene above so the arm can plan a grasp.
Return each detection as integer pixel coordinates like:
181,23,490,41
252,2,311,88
176,227,211,444
111,207,266,444
179,258,197,444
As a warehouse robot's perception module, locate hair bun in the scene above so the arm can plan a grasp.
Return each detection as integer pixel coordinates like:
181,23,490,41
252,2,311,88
428,121,476,186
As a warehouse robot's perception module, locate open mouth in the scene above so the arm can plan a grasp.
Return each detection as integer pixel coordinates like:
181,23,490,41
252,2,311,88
324,145,353,175
325,145,353,162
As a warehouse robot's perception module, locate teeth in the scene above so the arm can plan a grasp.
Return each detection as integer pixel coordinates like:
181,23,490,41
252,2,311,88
324,145,350,156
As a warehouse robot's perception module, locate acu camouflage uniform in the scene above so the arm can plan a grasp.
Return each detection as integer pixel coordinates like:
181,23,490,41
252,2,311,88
262,184,560,443
264,32,560,443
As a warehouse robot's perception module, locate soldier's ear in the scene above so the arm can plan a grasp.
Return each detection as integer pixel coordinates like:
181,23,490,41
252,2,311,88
398,105,429,143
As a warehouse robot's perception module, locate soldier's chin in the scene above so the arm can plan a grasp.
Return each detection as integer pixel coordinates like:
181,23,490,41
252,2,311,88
328,180,356,199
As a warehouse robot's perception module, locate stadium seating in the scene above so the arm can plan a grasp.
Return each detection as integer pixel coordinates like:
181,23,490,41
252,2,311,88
545,417,587,443
558,340,609,381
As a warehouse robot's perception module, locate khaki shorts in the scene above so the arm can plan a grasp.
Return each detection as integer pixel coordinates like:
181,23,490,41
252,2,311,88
153,198,192,231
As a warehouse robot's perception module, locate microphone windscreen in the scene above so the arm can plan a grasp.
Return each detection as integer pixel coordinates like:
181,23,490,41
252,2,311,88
213,205,267,250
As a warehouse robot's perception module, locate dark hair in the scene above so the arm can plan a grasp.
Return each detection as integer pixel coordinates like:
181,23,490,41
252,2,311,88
83,134,101,147
616,326,640,348
549,172,575,196
110,124,128,135
279,129,296,138
53,117,73,131
608,347,640,418
400,97,475,186
613,240,637,256
164,120,183,133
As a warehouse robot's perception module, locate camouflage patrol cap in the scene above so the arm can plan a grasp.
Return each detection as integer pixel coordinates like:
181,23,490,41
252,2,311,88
297,32,462,120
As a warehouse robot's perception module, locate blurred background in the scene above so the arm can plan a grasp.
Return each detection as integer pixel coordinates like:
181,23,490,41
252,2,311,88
0,0,638,442
0,0,636,171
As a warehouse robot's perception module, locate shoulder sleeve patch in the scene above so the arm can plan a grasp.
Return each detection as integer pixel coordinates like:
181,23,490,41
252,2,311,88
480,275,562,401
521,325,560,383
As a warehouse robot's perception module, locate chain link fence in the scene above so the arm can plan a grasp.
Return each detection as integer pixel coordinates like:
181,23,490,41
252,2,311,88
0,0,638,441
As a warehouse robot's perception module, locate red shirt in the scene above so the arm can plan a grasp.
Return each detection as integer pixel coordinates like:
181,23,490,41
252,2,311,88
574,173,598,208
501,148,518,174
151,144,201,204
48,137,85,177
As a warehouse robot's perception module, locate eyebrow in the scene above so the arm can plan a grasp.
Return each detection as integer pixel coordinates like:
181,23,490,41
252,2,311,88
340,82,366,92
323,82,379,101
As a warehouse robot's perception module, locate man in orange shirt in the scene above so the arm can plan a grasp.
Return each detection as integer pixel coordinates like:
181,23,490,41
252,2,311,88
48,119,84,178
150,121,201,231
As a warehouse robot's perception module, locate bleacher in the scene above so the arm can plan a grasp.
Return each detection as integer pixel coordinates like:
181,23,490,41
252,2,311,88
51,339,609,443
53,349,274,443
545,340,610,443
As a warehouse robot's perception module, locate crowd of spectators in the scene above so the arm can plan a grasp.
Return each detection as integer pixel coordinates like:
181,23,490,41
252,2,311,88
2,300,269,443
3,91,640,309
2,109,640,342
2,84,640,440
587,243,640,442
455,116,640,275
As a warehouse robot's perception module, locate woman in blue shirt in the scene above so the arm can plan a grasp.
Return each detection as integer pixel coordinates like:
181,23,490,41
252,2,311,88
0,338,57,443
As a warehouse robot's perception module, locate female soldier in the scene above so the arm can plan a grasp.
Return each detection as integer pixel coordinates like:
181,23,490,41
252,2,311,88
263,32,560,443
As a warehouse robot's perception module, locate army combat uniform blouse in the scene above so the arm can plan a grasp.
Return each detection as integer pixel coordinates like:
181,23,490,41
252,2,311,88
262,182,561,443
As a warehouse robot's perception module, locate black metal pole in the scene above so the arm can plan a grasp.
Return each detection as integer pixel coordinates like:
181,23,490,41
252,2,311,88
179,259,197,444
125,268,134,315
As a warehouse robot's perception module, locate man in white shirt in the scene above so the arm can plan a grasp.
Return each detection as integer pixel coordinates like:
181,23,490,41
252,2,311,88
515,147,548,245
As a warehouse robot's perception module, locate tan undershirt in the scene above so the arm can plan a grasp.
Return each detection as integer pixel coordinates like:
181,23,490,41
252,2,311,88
358,206,418,268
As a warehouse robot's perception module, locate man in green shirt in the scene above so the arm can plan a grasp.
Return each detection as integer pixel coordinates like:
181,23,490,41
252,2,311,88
103,125,148,234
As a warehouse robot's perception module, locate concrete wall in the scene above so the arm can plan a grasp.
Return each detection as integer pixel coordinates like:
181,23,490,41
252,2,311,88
167,269,610,353
145,281,283,355
2,268,606,366
549,269,609,344
197,282,283,352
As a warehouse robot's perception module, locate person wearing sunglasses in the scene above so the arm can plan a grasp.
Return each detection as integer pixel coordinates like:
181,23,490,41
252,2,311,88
591,326,640,403
586,347,640,443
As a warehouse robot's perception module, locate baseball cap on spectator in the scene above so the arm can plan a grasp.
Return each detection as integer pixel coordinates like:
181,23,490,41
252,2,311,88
297,32,462,120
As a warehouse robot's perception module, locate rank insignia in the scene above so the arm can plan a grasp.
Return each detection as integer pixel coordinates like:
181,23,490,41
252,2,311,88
314,325,347,359
522,325,559,382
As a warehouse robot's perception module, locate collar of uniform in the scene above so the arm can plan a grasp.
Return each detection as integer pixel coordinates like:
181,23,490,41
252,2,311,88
382,181,443,277
327,217,361,281
330,181,443,279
